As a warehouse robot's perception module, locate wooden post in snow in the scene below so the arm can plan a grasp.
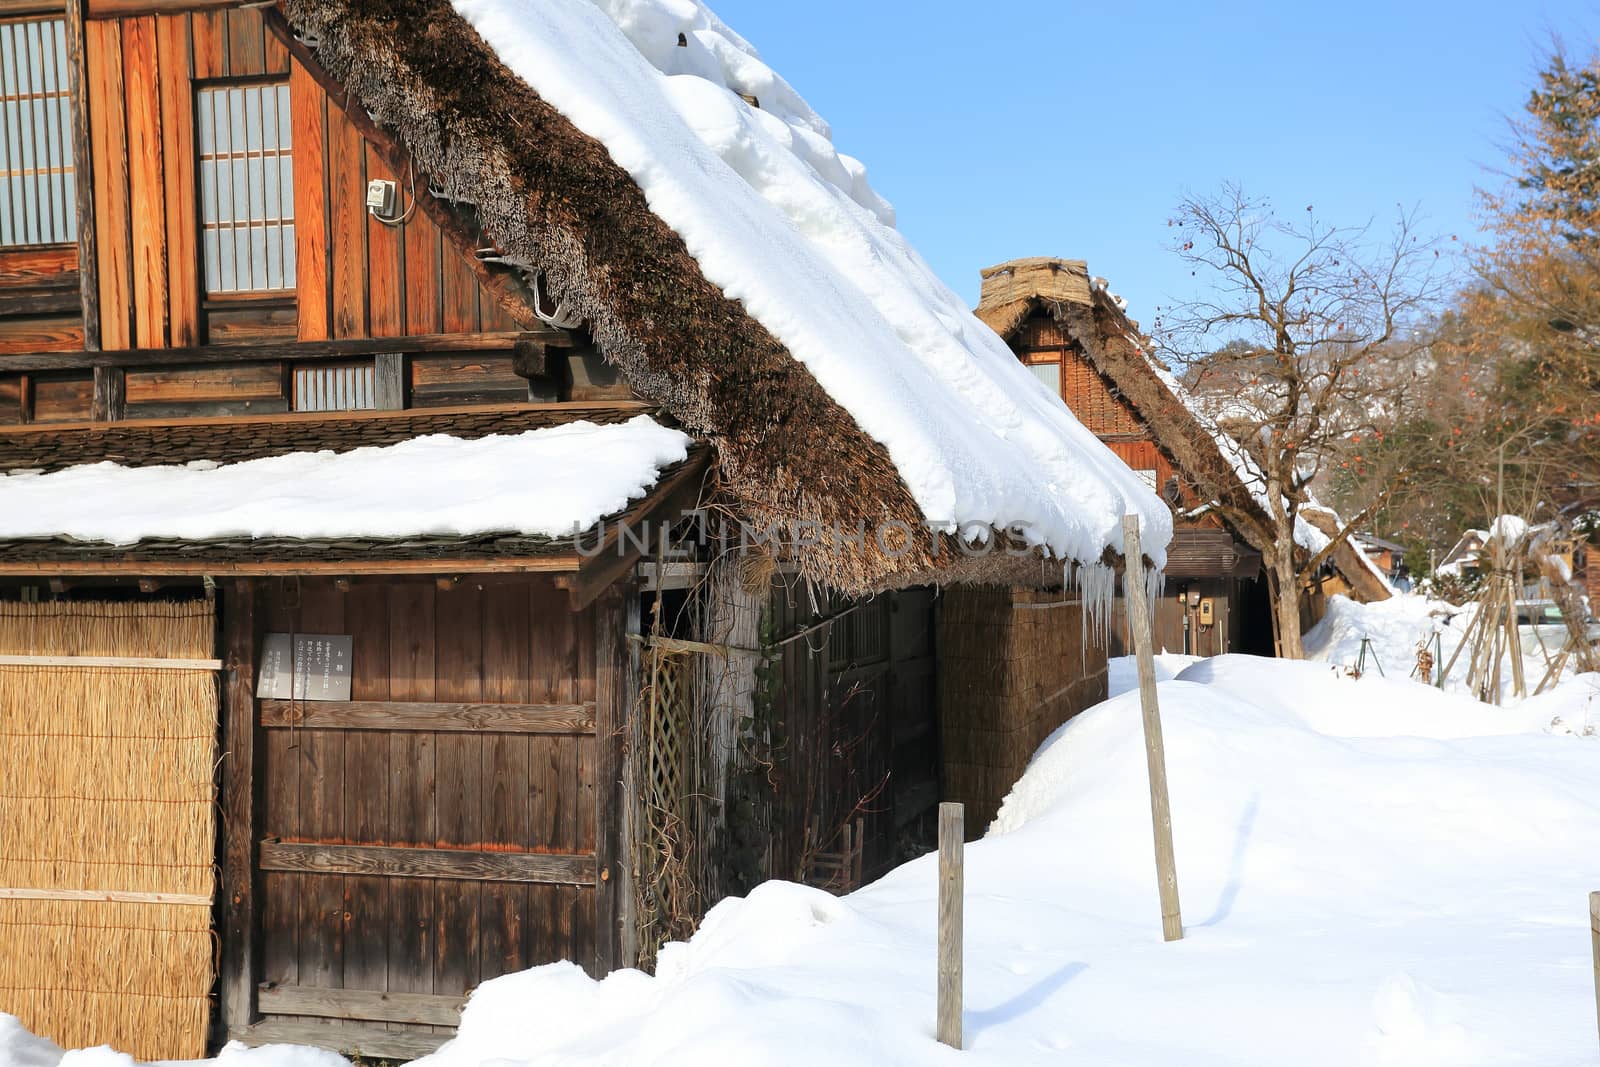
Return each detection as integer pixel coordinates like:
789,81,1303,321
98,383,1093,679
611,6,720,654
1122,514,1184,942
1590,891,1600,1050
937,802,963,1050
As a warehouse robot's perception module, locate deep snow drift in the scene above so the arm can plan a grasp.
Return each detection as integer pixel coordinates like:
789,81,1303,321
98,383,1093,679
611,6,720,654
10,653,1600,1066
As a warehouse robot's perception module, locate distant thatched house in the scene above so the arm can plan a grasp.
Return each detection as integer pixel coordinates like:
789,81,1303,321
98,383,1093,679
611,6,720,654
976,257,1390,656
0,3,1165,1060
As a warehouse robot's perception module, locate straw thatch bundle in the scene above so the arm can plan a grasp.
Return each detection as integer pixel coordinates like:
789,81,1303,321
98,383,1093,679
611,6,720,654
0,601,216,1060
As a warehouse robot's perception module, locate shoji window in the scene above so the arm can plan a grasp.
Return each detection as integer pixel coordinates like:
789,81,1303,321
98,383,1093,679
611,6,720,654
197,82,294,293
0,17,75,247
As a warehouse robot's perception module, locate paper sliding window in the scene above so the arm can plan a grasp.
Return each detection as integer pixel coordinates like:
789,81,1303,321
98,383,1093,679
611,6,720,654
197,82,294,294
0,17,76,247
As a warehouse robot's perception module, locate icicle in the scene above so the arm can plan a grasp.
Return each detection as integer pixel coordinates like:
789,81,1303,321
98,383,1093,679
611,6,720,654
1067,559,1118,656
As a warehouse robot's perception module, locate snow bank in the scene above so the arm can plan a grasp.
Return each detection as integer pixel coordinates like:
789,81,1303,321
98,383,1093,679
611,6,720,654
13,655,1600,1065
396,655,1600,1066
1107,652,1199,697
448,0,1171,569
0,416,690,545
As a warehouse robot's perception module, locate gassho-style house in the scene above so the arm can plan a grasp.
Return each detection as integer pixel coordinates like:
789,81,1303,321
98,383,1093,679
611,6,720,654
0,0,1171,1060
976,256,1392,659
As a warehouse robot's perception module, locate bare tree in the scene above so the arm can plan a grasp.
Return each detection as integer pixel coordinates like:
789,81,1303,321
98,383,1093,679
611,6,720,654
1159,185,1443,657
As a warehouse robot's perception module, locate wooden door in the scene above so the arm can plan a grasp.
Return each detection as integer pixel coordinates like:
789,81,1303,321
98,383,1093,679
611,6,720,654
252,577,599,1051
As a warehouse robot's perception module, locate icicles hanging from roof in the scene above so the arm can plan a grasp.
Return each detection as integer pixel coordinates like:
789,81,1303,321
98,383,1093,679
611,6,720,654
1065,554,1165,657
1071,560,1117,655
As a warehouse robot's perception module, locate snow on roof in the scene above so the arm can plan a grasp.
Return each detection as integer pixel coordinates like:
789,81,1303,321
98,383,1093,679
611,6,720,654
450,0,1171,568
0,416,690,545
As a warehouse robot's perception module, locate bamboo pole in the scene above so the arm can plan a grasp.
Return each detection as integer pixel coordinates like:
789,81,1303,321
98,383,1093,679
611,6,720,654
1503,578,1526,699
937,802,963,1050
1122,515,1183,942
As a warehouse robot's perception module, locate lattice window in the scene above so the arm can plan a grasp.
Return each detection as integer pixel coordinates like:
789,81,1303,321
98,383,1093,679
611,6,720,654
0,17,75,247
197,82,294,293
293,362,375,412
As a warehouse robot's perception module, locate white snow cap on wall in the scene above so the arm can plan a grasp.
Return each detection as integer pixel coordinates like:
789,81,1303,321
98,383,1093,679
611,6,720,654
450,0,1171,567
0,417,691,545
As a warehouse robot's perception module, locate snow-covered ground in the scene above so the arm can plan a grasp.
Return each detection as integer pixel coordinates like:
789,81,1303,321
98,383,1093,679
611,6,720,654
9,650,1600,1067
1304,593,1594,714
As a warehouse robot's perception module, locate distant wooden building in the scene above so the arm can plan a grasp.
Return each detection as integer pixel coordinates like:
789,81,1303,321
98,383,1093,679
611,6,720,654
0,6,1162,1061
976,257,1390,656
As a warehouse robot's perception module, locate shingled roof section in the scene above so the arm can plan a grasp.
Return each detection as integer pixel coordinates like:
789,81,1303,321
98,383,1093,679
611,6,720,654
0,403,654,475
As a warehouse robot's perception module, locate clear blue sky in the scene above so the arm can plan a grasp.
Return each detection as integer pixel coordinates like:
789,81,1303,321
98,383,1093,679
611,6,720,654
710,0,1598,327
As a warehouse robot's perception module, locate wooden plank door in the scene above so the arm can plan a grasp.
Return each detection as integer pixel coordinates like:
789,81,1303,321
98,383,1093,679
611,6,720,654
253,577,599,1049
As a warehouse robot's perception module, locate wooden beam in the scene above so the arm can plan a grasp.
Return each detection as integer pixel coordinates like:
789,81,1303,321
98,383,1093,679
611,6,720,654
87,0,233,15
259,698,596,734
219,579,263,1034
0,886,209,905
561,450,711,612
262,8,547,333
257,984,464,1027
592,584,637,973
229,1020,447,1062
0,398,649,437
63,0,99,350
0,653,221,669
258,841,597,885
91,365,125,421
0,556,585,578
0,329,572,373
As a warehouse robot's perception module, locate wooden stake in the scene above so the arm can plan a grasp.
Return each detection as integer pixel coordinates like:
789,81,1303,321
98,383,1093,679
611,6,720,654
937,802,963,1050
1590,891,1600,1051
1122,515,1184,942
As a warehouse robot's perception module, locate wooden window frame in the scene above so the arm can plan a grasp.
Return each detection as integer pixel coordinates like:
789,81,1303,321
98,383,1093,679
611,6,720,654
194,75,294,299
0,13,75,250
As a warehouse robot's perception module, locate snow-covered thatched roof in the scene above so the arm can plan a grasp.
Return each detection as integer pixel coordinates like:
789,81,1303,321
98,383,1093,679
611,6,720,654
977,257,1391,601
273,0,1169,592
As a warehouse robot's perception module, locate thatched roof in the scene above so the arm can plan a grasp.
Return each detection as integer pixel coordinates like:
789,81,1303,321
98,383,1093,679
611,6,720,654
978,258,1273,540
269,2,1165,594
976,258,1091,339
978,257,1391,603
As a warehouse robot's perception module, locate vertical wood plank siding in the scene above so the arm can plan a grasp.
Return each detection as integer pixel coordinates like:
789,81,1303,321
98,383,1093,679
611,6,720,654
254,576,604,1041
288,57,327,340
153,12,194,345
7,4,527,364
84,16,127,347
120,14,163,347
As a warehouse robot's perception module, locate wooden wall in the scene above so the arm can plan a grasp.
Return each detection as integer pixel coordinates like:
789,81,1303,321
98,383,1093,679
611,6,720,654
254,575,601,1040
70,5,515,353
82,7,285,350
288,57,519,344
0,247,82,355
766,584,940,885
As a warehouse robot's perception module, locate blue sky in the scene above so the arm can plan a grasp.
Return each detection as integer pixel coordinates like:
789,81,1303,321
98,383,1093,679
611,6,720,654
710,0,1597,326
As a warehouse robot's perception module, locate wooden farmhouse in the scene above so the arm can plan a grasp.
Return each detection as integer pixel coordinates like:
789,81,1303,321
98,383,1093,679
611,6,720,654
976,257,1391,657
0,3,1169,1061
